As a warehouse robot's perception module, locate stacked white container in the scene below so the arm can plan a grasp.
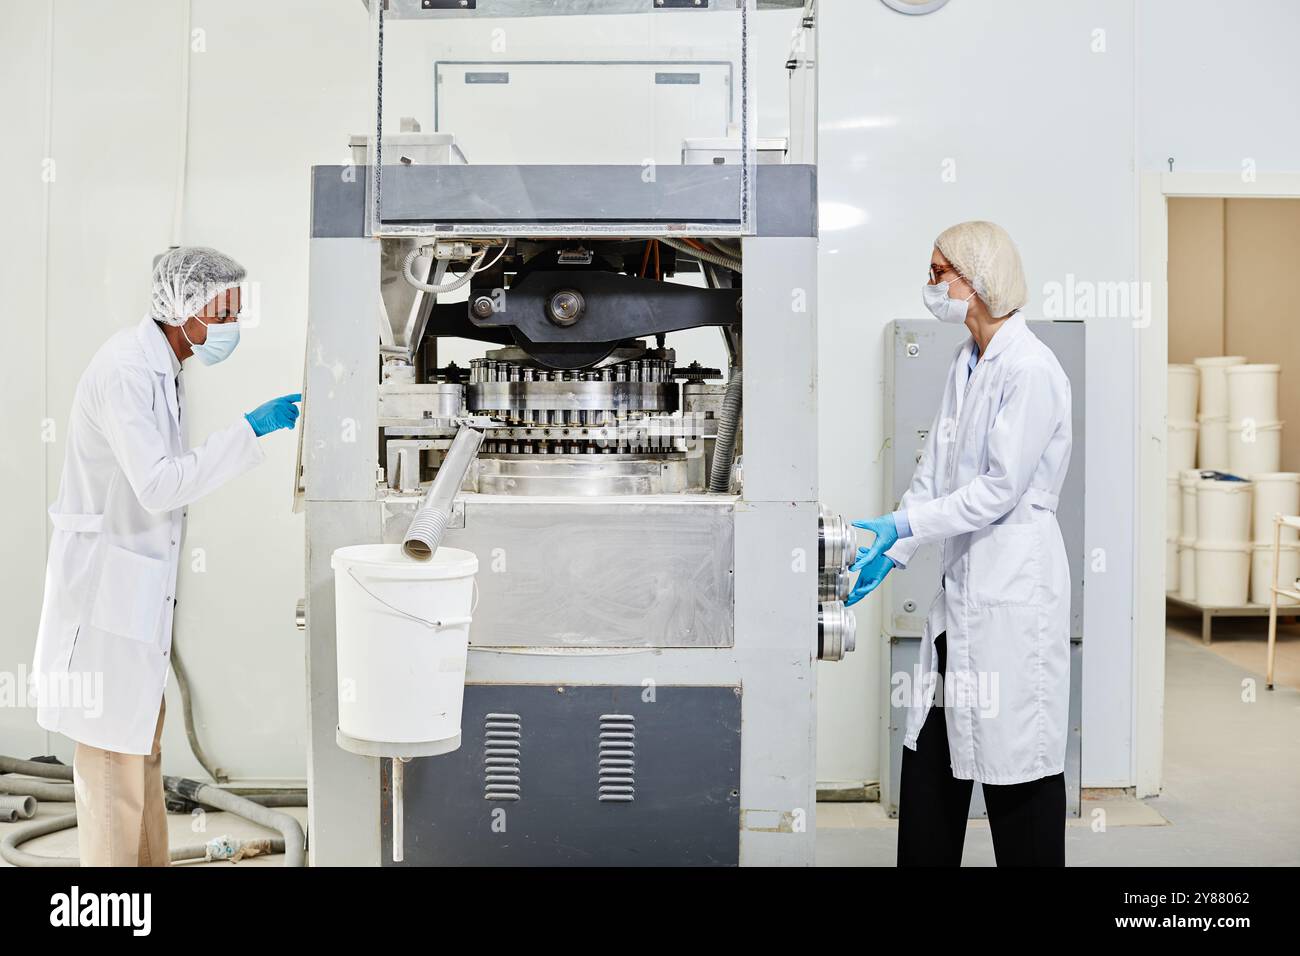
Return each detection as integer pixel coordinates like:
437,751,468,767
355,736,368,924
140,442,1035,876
1166,474,1181,592
1249,472,1300,605
1177,469,1200,601
1168,365,1201,594
1194,356,1245,470
1175,358,1293,605
1226,363,1283,476
1168,363,1200,472
1194,476,1253,606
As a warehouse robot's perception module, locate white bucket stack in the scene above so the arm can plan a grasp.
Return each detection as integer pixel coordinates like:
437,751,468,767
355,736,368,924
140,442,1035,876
1226,363,1283,477
1249,473,1300,605
1168,363,1198,596
1166,474,1181,592
1167,363,1200,473
1168,357,1295,606
1169,364,1199,420
1194,477,1253,606
1193,356,1244,471
1168,421,1199,473
1176,470,1200,602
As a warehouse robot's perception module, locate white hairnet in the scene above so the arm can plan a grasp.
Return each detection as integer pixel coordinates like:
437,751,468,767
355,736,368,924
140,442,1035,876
149,246,246,326
935,221,1027,319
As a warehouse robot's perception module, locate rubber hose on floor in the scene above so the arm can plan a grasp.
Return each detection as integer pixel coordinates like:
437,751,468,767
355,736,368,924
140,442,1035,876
0,752,306,867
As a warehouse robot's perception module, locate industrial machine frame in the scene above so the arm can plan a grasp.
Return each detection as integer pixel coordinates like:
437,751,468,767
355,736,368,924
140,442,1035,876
299,0,848,867
301,161,845,865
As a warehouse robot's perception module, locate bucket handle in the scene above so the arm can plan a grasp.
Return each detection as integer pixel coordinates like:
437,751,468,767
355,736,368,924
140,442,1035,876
346,567,478,631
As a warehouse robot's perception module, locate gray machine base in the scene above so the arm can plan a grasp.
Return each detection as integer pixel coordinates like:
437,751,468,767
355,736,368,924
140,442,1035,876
381,683,742,866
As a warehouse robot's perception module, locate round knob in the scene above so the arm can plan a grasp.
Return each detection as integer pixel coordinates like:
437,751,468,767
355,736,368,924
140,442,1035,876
548,290,585,327
471,295,496,319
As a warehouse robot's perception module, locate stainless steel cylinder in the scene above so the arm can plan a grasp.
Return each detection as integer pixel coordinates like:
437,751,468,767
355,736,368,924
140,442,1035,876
818,509,855,572
402,425,484,559
818,601,857,662
819,568,852,603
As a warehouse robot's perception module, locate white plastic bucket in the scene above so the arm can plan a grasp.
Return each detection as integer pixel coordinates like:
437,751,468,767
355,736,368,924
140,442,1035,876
1193,355,1246,418
1195,477,1253,543
1167,420,1198,473
1166,474,1181,538
1177,535,1197,602
332,544,478,752
1226,363,1280,425
1168,364,1199,422
1166,535,1179,593
1196,415,1229,470
1227,419,1283,477
1194,541,1250,606
1251,472,1300,543
1179,470,1201,539
1250,543,1300,605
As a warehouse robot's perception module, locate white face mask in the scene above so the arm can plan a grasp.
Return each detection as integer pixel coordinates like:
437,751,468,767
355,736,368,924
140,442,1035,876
922,280,976,324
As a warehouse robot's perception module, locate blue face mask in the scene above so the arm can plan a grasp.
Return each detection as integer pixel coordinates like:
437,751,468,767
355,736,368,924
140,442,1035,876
182,317,240,366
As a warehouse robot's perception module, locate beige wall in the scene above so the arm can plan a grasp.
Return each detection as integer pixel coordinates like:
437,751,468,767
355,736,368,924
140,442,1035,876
1168,198,1225,362
1168,197,1300,470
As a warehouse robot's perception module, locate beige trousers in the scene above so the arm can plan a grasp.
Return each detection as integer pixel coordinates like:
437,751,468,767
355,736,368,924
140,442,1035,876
72,697,169,867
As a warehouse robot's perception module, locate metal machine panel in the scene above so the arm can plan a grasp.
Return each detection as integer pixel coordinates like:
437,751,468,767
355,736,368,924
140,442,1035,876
381,684,741,866
884,637,1082,820
371,0,751,14
304,239,382,503
304,501,384,866
380,495,736,648
310,165,818,239
732,500,818,864
741,237,819,504
883,319,1087,638
367,0,755,236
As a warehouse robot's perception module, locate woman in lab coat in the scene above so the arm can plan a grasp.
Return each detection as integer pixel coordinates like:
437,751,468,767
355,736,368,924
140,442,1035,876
849,221,1072,866
31,247,302,866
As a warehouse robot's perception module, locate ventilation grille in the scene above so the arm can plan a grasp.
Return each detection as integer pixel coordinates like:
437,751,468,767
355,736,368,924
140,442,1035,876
598,713,636,803
483,713,521,801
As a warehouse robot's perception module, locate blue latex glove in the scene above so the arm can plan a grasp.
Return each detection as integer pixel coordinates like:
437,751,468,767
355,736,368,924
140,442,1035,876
847,551,895,606
852,514,900,566
245,393,302,437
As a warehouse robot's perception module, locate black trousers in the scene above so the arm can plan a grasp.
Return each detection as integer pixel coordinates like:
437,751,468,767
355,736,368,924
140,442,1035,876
897,632,1065,866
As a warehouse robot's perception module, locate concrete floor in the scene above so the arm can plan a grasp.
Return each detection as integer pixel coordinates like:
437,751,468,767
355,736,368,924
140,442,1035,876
816,624,1300,866
1167,605,1300,688
4,623,1296,867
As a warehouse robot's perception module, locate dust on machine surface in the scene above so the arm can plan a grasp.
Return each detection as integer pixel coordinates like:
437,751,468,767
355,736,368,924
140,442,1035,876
302,0,850,866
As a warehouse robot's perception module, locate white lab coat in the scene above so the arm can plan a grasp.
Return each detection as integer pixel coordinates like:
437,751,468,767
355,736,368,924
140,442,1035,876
886,314,1072,785
32,316,264,755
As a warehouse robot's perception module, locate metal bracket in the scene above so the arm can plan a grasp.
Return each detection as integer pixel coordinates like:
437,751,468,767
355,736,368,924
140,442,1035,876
470,271,741,343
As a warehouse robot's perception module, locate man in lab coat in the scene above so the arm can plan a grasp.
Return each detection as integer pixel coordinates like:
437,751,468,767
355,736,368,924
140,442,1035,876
31,247,302,866
848,222,1073,866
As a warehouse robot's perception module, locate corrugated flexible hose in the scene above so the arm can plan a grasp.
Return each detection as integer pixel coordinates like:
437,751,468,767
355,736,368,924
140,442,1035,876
0,754,305,867
709,368,743,493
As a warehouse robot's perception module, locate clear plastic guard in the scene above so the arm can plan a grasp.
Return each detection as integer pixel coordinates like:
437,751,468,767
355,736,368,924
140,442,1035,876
366,0,756,237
